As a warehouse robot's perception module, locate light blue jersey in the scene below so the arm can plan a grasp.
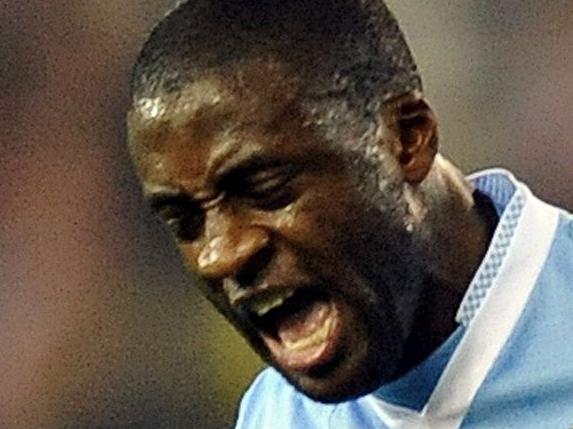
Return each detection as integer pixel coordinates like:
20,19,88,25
235,170,573,429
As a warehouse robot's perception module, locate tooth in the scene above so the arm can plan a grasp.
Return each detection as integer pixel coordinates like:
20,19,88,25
254,296,285,316
250,289,295,316
283,317,333,351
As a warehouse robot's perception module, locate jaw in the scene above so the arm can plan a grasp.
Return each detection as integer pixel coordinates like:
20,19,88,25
238,287,406,402
286,306,404,403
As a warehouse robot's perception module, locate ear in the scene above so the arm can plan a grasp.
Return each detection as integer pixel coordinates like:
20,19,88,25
385,94,439,184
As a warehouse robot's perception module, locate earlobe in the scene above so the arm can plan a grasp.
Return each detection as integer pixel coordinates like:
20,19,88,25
392,96,439,184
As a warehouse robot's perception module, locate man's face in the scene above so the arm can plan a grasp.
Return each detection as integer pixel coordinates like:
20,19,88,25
128,64,425,402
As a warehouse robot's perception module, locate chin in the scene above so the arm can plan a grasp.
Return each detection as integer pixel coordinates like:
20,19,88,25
273,319,402,404
229,280,405,403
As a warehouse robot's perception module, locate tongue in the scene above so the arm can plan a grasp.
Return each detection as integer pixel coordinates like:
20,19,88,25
276,300,331,343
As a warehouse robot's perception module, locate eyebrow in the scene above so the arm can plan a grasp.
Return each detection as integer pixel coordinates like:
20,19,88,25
143,155,292,211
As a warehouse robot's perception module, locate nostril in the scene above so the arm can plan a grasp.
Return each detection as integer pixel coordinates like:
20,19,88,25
235,243,275,287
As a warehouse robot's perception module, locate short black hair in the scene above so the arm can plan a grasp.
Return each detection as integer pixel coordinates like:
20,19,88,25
131,0,421,115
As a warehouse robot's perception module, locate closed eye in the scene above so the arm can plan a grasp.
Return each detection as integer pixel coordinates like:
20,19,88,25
242,168,292,194
164,213,204,241
223,164,298,210
148,194,204,241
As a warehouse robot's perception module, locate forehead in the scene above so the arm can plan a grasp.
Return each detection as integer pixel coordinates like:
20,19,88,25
127,63,334,193
138,57,298,113
129,59,301,145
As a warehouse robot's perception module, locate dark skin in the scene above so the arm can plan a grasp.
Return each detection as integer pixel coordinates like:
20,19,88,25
128,60,496,402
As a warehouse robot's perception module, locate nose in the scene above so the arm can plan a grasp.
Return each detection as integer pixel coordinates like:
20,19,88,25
195,209,271,282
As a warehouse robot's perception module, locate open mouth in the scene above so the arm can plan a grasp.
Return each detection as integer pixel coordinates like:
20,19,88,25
245,287,342,373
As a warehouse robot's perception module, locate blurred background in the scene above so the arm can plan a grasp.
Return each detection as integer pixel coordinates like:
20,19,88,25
1,1,572,428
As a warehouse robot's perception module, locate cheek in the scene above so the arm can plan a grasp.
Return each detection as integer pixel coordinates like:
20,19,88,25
270,185,411,295
271,184,375,256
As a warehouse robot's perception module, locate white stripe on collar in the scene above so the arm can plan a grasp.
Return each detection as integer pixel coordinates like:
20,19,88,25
423,179,560,429
366,170,561,429
456,169,524,327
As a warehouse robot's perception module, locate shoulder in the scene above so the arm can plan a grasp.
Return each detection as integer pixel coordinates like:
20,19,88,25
538,198,573,266
234,367,336,429
523,192,573,283
557,209,573,238
547,209,573,268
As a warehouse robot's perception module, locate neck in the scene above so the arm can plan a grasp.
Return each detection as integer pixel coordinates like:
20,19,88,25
417,156,498,295
399,156,499,372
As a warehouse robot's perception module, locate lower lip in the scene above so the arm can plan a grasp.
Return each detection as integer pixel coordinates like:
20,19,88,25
260,300,342,373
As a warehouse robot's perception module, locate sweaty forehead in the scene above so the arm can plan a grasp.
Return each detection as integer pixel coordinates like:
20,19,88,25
128,58,303,152
126,60,339,195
